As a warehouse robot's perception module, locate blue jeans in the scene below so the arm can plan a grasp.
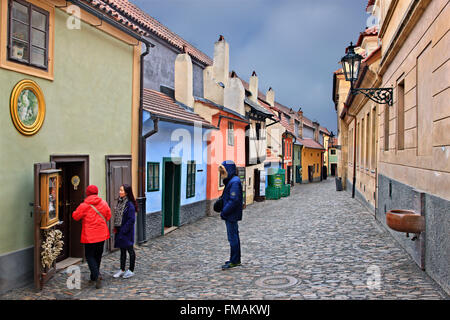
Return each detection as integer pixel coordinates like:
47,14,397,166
225,220,241,264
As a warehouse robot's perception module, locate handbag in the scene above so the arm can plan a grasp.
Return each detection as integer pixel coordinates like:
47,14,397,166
213,189,225,213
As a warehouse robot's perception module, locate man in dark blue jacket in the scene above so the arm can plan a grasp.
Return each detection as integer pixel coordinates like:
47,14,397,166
219,160,243,270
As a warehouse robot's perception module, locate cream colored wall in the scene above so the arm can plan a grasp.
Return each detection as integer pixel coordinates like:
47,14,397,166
380,0,412,56
346,100,379,209
379,0,450,200
335,74,351,187
266,122,284,160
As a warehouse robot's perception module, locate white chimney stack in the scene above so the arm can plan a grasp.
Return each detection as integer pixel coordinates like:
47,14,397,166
249,71,258,102
174,47,194,108
266,87,275,106
224,71,245,116
213,35,229,88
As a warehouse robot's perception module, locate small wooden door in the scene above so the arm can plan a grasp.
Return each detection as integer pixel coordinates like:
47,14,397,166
106,156,132,251
162,158,181,233
296,165,301,183
308,165,314,182
287,166,292,185
253,168,260,199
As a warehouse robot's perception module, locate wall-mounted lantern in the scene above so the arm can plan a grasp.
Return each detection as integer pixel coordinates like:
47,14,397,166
341,42,393,106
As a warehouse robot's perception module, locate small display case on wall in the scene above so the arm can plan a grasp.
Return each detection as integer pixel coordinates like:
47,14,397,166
40,169,61,229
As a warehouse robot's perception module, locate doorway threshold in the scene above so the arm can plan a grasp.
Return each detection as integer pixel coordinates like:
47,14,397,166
56,257,82,271
164,226,178,235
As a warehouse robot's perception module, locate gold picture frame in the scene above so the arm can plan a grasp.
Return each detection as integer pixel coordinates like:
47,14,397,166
10,79,46,136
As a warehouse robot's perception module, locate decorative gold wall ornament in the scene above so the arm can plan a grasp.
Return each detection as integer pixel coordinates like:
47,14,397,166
71,175,80,190
10,79,46,136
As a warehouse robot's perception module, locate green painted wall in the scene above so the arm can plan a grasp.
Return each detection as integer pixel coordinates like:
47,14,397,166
0,9,134,254
328,149,338,174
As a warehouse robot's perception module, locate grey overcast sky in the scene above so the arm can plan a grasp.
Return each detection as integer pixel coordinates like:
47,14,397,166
130,0,370,134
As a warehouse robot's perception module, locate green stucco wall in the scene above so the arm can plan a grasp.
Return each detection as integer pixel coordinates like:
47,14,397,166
0,9,134,254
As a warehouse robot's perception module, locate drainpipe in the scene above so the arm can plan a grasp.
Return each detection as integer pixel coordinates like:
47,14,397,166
137,43,152,244
66,0,155,242
347,110,357,199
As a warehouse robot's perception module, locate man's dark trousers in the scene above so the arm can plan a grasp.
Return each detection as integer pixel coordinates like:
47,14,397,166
225,220,241,264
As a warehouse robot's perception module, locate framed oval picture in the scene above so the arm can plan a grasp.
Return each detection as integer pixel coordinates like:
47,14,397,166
10,79,46,136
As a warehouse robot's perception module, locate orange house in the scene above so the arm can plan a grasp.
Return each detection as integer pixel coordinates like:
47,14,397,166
195,97,248,212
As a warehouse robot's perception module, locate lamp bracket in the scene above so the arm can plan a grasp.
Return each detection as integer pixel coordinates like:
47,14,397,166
351,87,393,106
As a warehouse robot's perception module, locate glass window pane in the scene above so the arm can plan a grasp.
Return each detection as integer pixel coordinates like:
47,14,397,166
11,40,29,62
31,46,45,67
11,20,29,42
12,1,29,23
48,177,57,220
149,164,153,177
31,28,45,48
31,10,46,31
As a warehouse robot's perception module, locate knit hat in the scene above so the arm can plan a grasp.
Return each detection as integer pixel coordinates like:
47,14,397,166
86,185,98,197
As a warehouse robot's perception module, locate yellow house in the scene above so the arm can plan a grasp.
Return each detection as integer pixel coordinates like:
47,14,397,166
299,139,325,183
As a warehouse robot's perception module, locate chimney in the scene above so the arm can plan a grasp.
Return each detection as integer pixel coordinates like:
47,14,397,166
174,51,194,108
266,87,275,106
313,121,320,142
249,71,258,102
297,108,303,138
289,108,295,125
213,35,229,88
224,70,245,116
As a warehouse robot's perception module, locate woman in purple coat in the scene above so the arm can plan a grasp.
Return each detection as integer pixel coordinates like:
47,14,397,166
113,184,137,279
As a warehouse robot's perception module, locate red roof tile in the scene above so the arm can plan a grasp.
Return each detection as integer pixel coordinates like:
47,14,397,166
101,0,213,66
356,26,378,47
142,89,215,128
366,0,376,11
298,138,325,150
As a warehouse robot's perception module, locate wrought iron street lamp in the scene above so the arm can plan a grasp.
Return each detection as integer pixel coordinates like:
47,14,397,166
341,42,393,106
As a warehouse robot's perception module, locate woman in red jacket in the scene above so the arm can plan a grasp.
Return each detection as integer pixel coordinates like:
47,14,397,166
72,185,111,289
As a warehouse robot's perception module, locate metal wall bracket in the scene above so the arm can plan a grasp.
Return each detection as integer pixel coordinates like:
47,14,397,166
352,87,393,106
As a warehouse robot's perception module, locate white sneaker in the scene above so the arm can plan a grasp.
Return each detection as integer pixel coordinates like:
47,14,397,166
113,270,125,278
122,270,134,279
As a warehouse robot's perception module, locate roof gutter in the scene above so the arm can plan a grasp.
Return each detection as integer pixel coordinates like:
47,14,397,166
66,0,154,48
66,0,155,244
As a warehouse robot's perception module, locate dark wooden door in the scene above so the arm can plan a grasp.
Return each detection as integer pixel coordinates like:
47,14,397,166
55,162,85,261
308,165,314,182
287,166,292,185
253,168,260,199
106,156,132,251
296,165,302,183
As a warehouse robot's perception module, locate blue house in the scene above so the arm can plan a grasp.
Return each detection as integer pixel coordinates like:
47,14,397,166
142,74,215,238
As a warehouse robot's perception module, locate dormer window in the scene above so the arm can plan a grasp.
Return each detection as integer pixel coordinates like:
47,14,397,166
8,0,49,70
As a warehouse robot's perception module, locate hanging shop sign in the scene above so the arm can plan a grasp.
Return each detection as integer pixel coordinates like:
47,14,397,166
10,79,46,136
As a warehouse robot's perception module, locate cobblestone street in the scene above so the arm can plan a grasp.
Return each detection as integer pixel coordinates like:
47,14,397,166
2,179,448,300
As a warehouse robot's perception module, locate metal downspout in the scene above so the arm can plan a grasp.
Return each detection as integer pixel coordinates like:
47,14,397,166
347,111,357,199
137,43,151,244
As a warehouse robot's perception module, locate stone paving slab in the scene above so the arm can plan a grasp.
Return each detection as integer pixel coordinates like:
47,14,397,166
1,179,448,300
